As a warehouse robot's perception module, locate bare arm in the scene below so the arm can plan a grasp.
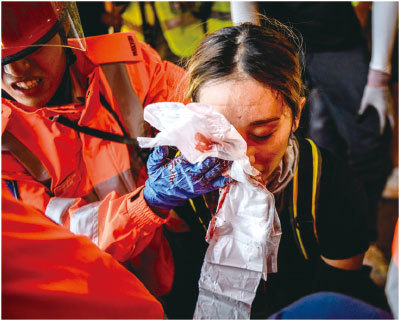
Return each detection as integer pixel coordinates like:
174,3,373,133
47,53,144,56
321,254,364,270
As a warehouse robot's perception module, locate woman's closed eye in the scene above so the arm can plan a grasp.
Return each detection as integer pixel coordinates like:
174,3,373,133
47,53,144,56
247,118,280,141
249,131,274,141
249,124,277,141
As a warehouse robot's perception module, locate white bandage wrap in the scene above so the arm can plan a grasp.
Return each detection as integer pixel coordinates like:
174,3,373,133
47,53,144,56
370,2,398,74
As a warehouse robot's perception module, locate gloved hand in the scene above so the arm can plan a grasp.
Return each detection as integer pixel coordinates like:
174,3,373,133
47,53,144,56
143,146,232,210
359,68,394,134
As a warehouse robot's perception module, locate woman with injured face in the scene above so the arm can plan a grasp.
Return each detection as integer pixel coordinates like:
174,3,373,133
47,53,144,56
145,19,390,319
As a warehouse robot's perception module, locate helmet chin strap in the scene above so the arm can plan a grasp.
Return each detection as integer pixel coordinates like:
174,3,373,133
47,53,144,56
46,48,77,107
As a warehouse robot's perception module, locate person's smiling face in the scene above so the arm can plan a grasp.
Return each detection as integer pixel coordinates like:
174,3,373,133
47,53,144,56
199,77,303,182
2,33,66,107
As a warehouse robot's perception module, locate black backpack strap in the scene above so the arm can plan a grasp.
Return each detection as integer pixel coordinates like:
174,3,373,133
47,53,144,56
289,137,322,260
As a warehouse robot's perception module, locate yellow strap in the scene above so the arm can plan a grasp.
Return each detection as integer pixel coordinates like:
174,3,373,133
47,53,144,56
188,198,208,232
178,149,207,232
292,138,321,260
293,165,309,260
306,138,320,243
189,198,197,213
202,194,209,209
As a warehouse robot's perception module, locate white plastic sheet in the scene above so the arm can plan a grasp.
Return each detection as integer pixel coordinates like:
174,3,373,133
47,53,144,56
138,102,282,319
138,102,255,175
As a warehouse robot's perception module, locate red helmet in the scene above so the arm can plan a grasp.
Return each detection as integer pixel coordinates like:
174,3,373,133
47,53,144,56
2,1,86,65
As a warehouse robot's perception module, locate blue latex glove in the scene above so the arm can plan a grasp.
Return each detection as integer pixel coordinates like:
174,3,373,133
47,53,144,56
143,146,232,210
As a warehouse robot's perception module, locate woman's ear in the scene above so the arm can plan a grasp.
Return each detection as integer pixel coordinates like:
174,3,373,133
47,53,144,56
292,97,306,132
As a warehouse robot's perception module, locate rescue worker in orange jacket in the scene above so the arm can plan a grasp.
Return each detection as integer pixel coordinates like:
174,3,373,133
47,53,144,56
2,185,164,319
1,2,231,297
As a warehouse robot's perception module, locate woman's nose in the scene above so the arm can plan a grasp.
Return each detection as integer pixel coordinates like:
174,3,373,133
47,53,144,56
247,146,257,165
3,58,31,76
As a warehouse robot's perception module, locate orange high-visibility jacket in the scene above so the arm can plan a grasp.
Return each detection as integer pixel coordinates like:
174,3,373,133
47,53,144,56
385,219,399,318
392,220,398,266
1,186,164,319
2,32,188,295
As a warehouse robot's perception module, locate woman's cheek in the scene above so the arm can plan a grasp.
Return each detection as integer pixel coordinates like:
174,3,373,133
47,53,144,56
254,149,274,173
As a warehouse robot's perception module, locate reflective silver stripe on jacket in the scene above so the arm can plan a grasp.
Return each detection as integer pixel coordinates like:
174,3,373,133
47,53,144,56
100,63,147,193
70,201,101,245
45,198,100,245
45,197,76,225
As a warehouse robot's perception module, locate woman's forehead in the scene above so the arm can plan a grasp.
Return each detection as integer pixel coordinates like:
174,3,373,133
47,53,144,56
198,78,287,122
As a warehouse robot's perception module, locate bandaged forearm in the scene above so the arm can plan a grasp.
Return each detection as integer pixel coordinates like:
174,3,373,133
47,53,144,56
230,2,260,25
370,2,398,74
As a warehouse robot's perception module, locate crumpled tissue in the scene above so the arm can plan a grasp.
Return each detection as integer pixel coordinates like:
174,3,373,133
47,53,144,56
138,102,282,319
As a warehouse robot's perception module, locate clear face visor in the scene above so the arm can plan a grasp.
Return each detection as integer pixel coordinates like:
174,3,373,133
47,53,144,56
2,2,86,65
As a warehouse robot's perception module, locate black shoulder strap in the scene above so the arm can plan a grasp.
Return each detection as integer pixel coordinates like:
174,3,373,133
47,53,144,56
56,62,152,165
289,137,322,260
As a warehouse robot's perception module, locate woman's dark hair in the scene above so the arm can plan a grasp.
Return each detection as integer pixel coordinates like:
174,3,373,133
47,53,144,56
186,18,305,119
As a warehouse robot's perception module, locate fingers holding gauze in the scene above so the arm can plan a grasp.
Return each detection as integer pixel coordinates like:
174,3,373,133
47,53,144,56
147,146,169,170
206,159,233,190
191,158,233,191
201,158,232,182
186,157,230,180
144,147,233,211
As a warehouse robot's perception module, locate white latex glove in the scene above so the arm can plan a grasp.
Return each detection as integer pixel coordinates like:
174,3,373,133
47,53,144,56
359,68,394,134
359,2,398,135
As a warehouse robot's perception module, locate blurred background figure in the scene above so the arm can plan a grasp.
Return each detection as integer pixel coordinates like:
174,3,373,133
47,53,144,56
76,2,233,64
120,2,232,64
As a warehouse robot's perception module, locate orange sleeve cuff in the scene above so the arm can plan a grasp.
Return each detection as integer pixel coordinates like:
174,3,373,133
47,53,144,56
126,186,169,228
97,186,170,262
